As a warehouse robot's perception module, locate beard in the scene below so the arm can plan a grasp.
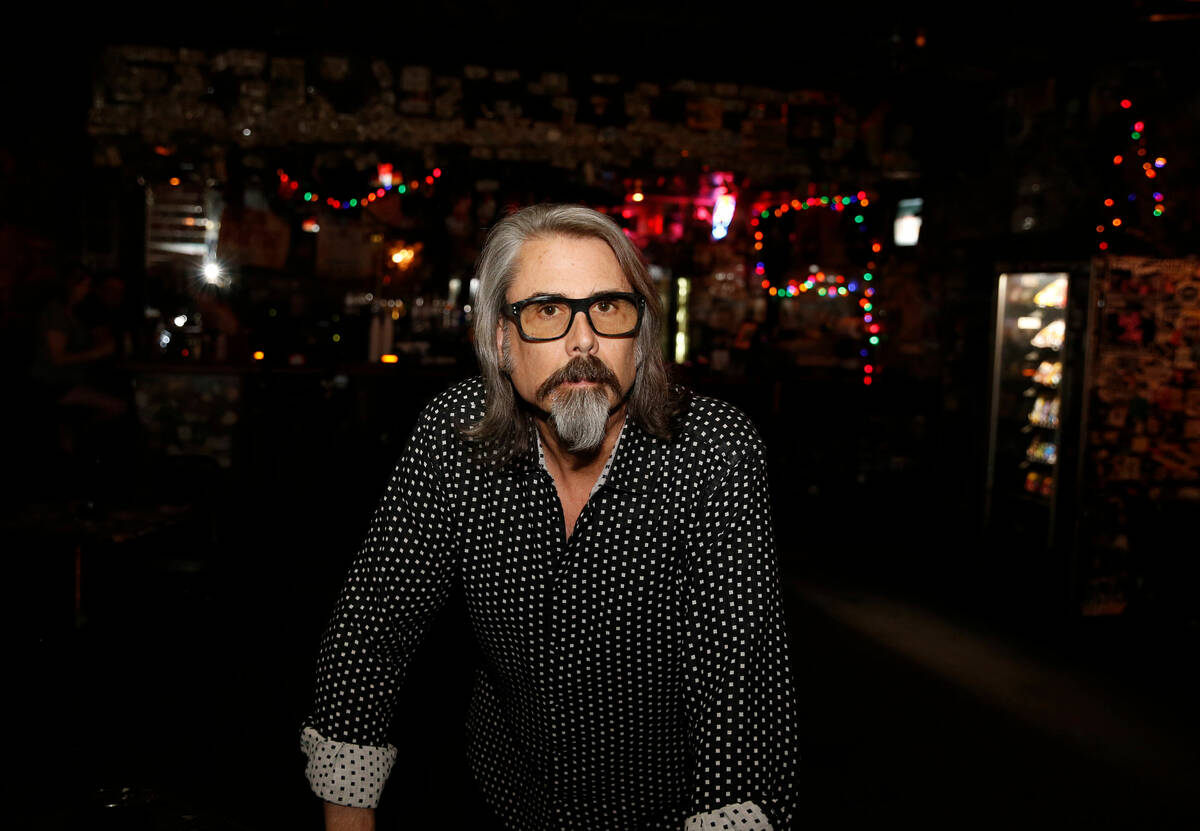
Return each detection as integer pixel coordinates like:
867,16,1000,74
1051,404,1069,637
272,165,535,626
537,355,624,453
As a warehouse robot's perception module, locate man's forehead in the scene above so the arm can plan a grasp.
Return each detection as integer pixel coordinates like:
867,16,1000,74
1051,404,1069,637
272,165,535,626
509,235,630,297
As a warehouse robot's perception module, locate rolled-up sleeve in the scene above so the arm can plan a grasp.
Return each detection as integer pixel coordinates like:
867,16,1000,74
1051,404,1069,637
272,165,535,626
300,409,456,808
683,439,800,830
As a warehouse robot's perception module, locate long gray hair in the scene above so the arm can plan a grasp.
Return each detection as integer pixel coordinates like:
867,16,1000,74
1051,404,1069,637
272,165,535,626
463,203,686,466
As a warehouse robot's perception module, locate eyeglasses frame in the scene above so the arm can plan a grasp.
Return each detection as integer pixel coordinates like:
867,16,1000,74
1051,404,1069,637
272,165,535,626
505,291,646,342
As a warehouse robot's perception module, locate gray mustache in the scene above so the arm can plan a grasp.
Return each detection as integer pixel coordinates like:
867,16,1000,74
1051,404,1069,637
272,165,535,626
536,356,621,401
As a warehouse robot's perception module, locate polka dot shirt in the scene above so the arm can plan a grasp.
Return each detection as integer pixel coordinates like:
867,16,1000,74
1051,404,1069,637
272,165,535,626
302,377,799,830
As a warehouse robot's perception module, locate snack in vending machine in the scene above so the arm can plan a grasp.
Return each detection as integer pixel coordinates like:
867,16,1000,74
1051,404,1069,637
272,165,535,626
1031,319,1065,350
1033,277,1068,309
1032,360,1062,387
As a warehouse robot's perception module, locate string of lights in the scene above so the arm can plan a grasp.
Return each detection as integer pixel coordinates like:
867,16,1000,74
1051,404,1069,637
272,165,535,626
275,163,444,210
751,191,884,386
1097,98,1167,252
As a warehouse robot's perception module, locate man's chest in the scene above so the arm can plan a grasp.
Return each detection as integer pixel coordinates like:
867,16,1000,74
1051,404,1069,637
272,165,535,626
452,472,694,647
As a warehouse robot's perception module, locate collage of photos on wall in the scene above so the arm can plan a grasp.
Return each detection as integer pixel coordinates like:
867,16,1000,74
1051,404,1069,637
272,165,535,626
1080,255,1200,617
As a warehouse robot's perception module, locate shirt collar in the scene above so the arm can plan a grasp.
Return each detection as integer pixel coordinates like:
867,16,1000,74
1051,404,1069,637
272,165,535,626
513,413,655,495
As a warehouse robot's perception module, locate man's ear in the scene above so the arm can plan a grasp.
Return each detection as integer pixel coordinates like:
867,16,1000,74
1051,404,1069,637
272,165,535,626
496,321,510,373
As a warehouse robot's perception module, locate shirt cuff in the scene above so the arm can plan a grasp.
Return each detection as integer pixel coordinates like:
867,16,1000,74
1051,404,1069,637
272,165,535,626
300,726,397,808
684,801,773,831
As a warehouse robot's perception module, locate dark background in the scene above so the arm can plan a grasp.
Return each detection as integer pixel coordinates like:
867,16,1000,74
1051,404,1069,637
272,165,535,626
3,3,1199,827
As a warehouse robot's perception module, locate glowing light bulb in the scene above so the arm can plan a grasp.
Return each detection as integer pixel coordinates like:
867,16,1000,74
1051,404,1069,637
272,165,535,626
1113,155,1123,165
1120,99,1132,108
1155,157,1166,168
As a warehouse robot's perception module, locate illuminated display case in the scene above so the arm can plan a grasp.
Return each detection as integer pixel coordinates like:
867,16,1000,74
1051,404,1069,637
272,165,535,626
984,267,1089,612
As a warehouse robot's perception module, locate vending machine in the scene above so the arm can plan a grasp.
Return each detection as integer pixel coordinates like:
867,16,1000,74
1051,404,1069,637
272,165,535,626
986,256,1200,620
984,266,1090,613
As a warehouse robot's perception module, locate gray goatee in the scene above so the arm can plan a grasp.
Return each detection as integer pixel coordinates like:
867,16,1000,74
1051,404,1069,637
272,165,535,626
548,385,611,452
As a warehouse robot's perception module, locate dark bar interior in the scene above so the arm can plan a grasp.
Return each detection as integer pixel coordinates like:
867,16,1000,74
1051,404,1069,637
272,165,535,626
4,4,1198,827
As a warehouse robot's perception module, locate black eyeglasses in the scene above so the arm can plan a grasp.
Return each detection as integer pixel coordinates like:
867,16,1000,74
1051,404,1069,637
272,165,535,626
506,292,645,342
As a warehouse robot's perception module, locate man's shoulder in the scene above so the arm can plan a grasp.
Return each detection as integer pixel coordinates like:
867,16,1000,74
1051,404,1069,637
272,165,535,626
671,389,765,461
418,375,487,425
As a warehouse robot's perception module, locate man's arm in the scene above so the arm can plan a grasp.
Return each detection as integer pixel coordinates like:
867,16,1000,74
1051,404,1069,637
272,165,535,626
682,431,800,831
301,407,457,817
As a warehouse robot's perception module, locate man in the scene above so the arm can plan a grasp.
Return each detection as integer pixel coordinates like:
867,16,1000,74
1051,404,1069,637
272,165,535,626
302,204,799,830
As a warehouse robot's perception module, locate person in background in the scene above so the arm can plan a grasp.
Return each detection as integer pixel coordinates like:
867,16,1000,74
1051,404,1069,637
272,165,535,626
302,204,800,830
31,264,128,456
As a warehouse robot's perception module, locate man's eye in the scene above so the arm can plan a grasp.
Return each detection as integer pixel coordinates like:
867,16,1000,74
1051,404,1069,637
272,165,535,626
536,304,562,317
593,301,614,313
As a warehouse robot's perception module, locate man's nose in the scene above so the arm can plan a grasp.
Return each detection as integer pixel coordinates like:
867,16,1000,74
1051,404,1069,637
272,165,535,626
564,309,598,353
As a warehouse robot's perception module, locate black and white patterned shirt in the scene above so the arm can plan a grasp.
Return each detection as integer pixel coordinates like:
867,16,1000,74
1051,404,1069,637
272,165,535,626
302,377,799,830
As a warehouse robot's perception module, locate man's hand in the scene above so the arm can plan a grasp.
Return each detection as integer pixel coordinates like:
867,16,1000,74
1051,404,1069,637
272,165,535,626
324,801,375,831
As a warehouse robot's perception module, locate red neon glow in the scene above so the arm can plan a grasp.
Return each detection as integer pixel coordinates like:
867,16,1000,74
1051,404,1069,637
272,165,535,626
1099,242,1109,250
864,364,874,373
863,376,873,386
1113,155,1123,165
433,168,442,177
1120,99,1132,109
